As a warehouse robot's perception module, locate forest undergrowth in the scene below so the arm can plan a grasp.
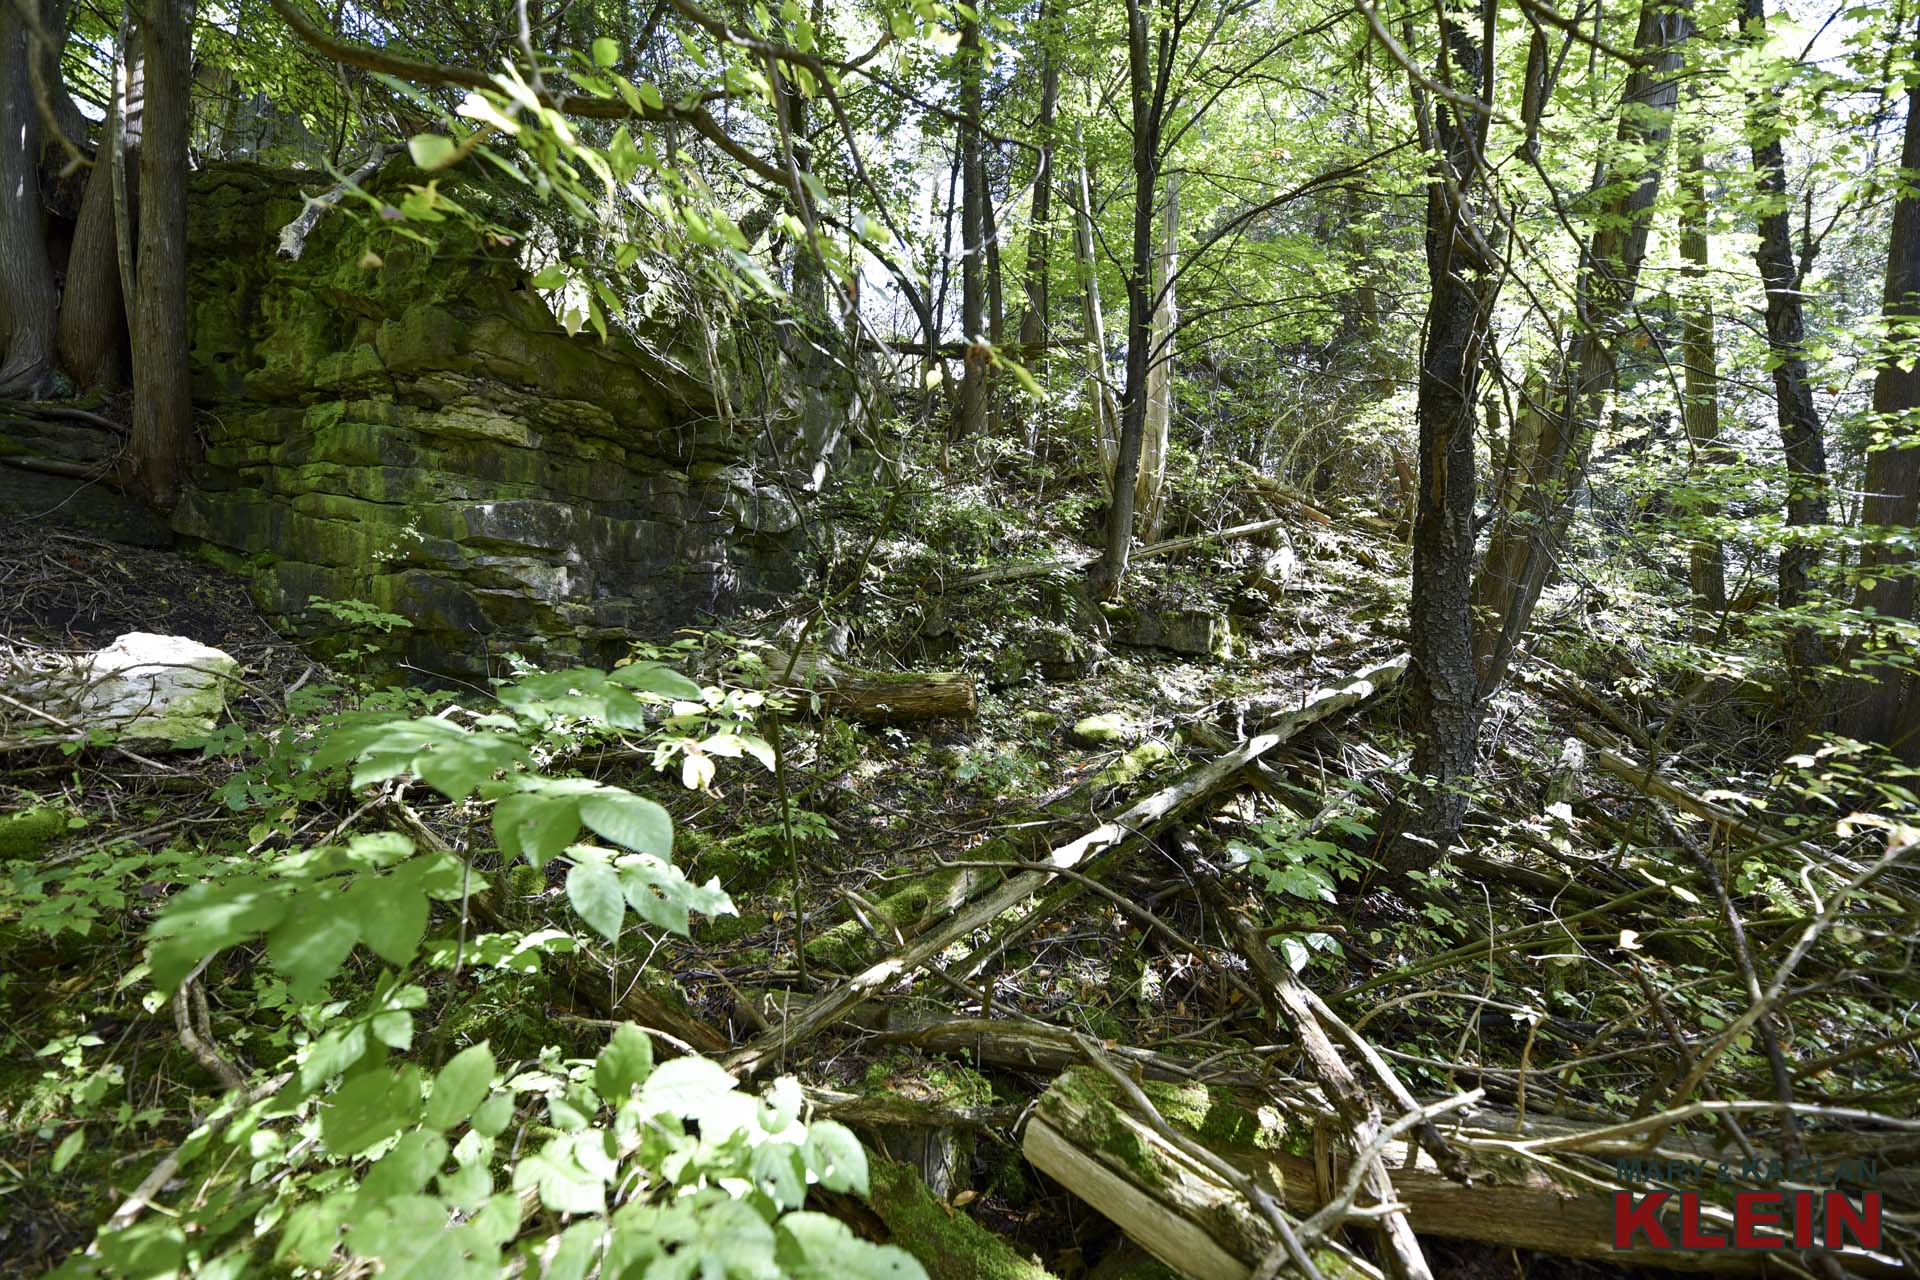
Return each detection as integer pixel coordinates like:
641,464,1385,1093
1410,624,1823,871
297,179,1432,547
2,440,1916,1279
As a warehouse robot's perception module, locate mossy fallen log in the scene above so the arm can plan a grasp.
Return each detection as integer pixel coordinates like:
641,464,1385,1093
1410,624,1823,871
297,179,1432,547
863,1158,1060,1280
758,649,977,722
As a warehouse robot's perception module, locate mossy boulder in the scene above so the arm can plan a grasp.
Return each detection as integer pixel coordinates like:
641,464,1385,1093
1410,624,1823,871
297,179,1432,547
0,807,72,860
1071,714,1135,747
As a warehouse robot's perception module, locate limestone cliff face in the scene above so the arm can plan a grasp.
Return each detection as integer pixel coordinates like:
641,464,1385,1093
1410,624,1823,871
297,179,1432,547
173,163,804,676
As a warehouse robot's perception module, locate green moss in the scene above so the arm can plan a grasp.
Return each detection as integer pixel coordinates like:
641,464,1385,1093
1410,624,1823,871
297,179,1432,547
701,910,769,945
862,1052,993,1108
1090,741,1172,790
866,1158,1057,1280
0,807,70,860
805,866,982,970
1071,714,1132,746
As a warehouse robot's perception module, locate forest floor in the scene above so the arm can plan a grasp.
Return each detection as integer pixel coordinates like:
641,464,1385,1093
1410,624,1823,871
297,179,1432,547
1,452,1914,1278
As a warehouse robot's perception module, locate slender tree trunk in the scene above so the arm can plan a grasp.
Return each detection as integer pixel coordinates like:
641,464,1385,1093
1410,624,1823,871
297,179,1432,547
0,0,61,396
1677,98,1726,624
1018,0,1059,356
1139,168,1177,538
1742,0,1831,723
1384,6,1501,874
982,142,1006,436
115,11,143,333
128,0,194,509
1087,0,1159,601
1075,133,1121,475
1843,34,1920,759
953,14,989,441
1469,0,1690,694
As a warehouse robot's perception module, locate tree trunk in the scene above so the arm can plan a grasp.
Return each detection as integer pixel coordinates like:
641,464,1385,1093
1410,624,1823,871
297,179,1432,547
981,141,1006,436
1677,98,1726,625
1087,0,1159,602
953,15,989,441
1469,0,1690,695
1017,0,1058,357
1074,133,1121,476
1742,0,1831,725
0,0,61,397
58,43,132,392
1385,8,1501,874
1843,31,1920,760
1138,168,1177,539
128,0,194,509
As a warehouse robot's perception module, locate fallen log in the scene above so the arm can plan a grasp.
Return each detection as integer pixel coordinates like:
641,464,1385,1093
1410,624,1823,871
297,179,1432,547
1218,902,1432,1280
803,741,1177,972
1023,1070,1378,1280
951,516,1294,589
754,649,976,722
725,657,1407,1077
1023,1070,1903,1278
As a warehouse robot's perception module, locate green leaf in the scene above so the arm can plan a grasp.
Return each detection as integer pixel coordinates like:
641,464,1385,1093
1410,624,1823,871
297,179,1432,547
593,1022,654,1101
345,872,428,966
470,1091,515,1137
267,896,362,999
51,1127,83,1173
360,1130,450,1200
494,791,580,868
323,1068,417,1156
147,878,291,995
609,661,704,699
99,1221,186,1280
529,263,569,291
408,132,459,171
802,1119,868,1194
778,1212,926,1280
542,1220,605,1280
592,36,620,66
512,1136,606,1215
578,790,672,856
425,1042,496,1131
567,860,626,941
638,1055,737,1115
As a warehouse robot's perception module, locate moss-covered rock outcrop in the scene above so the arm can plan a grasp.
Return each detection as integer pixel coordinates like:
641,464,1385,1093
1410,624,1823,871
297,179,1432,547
173,162,806,675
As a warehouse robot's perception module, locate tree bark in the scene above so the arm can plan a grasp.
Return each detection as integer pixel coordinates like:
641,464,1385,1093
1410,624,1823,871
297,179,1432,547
1841,31,1920,758
1469,0,1690,695
1386,6,1501,874
0,0,61,397
128,0,195,509
1741,0,1831,723
58,51,131,391
1138,168,1177,538
1074,131,1122,476
953,14,989,441
1087,0,1161,602
1017,0,1059,357
1677,97,1726,625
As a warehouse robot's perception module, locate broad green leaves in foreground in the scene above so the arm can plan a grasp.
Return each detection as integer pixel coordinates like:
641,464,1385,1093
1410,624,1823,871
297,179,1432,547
62,656,917,1280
